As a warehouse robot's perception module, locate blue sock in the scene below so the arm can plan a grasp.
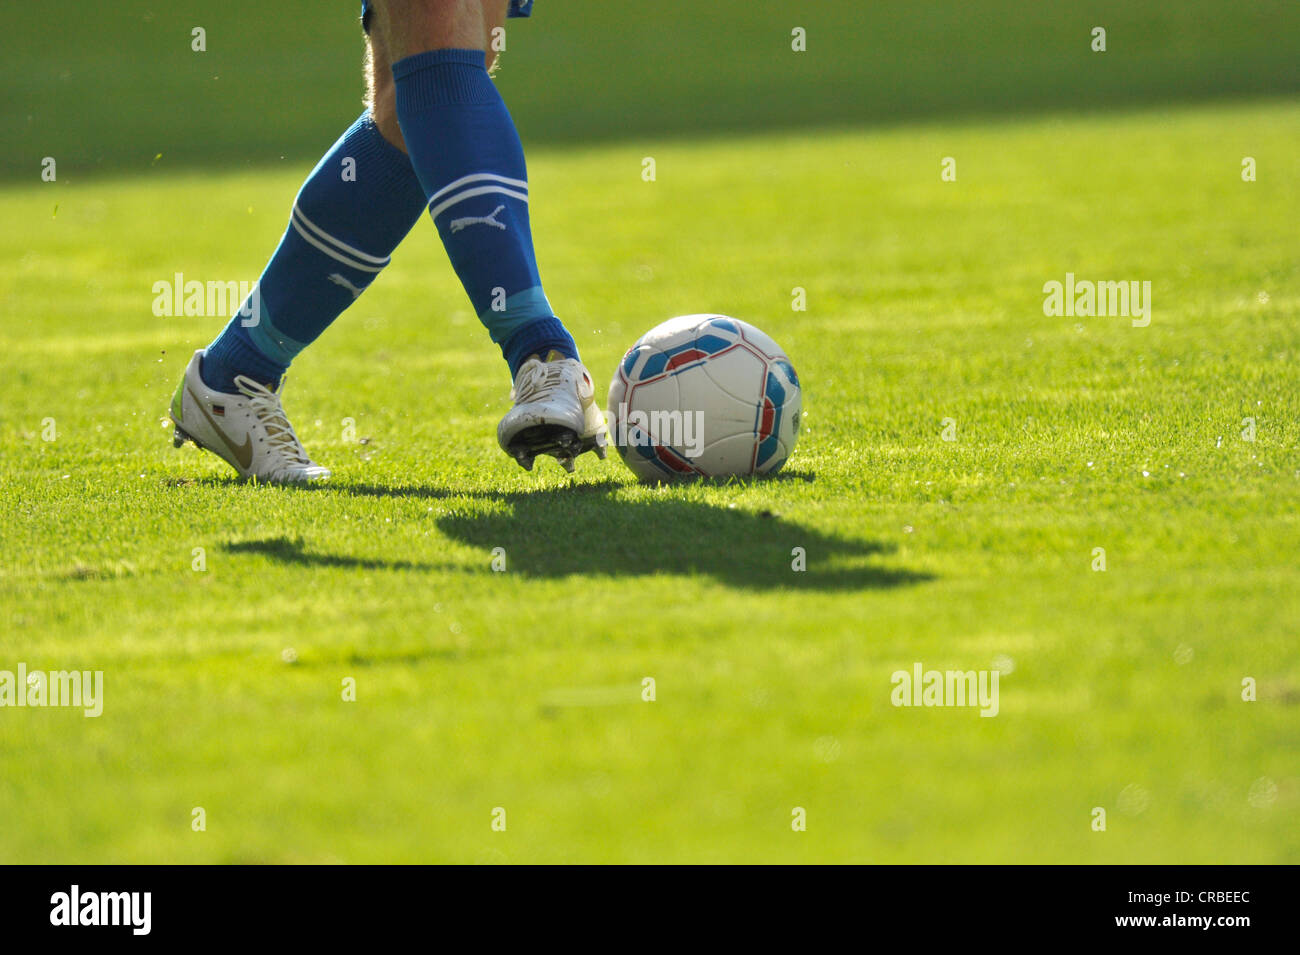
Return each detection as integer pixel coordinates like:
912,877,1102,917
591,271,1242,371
392,48,578,377
201,113,427,392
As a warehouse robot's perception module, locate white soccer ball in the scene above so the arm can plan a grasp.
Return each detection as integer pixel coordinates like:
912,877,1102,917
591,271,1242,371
606,314,802,482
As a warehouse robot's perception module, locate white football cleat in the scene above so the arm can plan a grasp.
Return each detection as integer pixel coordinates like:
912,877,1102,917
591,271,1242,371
497,352,607,472
169,349,331,483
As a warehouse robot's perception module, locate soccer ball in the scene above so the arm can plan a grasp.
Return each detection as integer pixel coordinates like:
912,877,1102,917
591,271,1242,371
606,314,802,482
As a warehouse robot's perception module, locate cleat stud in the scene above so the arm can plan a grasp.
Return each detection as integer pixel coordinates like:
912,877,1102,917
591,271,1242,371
560,456,576,474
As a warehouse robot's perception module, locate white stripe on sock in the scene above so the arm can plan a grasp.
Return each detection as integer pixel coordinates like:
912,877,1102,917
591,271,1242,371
428,185,529,221
291,204,391,266
290,216,387,273
426,172,528,207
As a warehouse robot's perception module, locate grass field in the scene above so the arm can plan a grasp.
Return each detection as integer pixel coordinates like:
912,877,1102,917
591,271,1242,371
2,93,1297,862
8,0,1299,180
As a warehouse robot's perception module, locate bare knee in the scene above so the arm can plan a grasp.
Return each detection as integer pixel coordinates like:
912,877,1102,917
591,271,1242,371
365,39,406,151
365,0,508,150
370,0,507,63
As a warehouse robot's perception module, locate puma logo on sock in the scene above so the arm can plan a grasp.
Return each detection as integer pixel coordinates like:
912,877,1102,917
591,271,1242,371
449,205,507,234
327,273,366,300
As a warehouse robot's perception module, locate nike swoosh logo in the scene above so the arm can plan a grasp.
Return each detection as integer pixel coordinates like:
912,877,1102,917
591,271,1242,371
186,386,253,471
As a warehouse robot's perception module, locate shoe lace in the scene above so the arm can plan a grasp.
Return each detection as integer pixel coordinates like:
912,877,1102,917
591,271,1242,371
233,376,312,466
511,360,568,404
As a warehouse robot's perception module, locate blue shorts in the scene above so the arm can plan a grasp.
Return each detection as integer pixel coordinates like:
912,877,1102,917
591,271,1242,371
361,1,534,34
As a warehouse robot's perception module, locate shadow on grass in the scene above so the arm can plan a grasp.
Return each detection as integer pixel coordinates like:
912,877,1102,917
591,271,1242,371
221,537,437,573
308,475,934,593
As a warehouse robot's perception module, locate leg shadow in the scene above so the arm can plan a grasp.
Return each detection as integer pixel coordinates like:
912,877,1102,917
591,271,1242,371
221,536,438,572
318,479,932,592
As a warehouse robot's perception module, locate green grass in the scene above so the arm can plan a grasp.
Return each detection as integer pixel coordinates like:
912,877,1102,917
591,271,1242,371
7,0,1299,180
2,97,1298,863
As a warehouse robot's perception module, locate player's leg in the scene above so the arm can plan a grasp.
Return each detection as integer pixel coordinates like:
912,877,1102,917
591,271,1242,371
372,0,606,471
169,13,428,483
365,5,406,152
